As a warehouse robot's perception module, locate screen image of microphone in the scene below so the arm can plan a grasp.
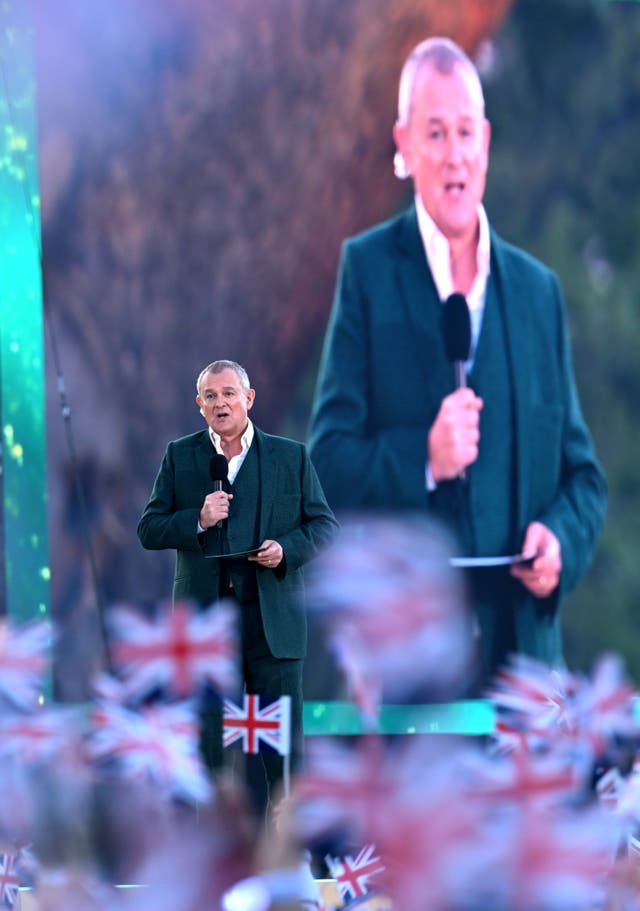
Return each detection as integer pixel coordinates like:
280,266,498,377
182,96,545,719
442,292,471,390
209,453,229,528
442,292,472,481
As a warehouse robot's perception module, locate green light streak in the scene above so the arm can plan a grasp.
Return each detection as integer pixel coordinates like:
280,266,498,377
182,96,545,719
0,2,50,641
303,700,495,736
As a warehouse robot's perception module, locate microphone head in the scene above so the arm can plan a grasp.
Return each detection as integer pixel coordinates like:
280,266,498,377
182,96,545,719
442,292,471,363
209,453,228,483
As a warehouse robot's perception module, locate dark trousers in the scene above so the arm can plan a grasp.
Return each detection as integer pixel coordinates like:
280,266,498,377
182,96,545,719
467,566,518,687
199,594,303,815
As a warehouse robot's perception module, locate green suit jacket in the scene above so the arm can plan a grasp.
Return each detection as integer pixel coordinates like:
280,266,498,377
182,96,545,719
309,205,606,664
138,426,338,659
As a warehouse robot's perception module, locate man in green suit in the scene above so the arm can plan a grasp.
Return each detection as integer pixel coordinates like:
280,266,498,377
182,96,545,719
138,359,338,805
308,37,605,680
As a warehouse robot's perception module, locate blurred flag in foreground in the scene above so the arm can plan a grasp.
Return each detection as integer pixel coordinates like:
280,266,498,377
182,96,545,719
87,699,212,805
308,515,474,723
108,600,238,701
0,620,51,711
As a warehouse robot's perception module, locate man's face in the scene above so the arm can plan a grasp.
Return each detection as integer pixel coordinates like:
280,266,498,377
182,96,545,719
394,62,490,243
196,368,255,440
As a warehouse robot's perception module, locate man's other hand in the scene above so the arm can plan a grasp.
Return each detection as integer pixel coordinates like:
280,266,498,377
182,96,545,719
511,520,562,598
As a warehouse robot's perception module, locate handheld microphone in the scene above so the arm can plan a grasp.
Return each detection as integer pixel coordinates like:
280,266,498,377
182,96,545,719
442,292,471,390
442,292,472,481
209,453,228,529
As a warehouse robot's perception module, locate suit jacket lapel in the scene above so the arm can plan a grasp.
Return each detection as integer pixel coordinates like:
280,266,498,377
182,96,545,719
255,428,278,540
196,426,278,532
490,232,532,537
193,431,219,557
194,430,215,496
394,206,453,403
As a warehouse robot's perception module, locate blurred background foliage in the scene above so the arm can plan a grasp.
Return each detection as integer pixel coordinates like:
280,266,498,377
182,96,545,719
33,0,640,695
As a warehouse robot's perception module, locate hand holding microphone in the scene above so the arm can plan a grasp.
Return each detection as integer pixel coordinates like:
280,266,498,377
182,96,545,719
428,293,483,482
199,454,232,529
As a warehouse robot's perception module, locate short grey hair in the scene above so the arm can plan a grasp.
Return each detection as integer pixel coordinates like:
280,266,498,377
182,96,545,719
397,36,484,127
196,360,251,394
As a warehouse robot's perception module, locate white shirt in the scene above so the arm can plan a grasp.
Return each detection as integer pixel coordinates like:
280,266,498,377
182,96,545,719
414,196,491,489
197,420,255,532
415,194,491,369
209,419,254,484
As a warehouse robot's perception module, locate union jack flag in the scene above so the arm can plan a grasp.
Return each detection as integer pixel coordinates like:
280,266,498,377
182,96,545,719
490,717,533,755
469,745,582,810
325,844,385,902
499,804,616,911
109,600,238,700
223,694,290,756
372,743,617,911
489,654,640,764
371,748,497,911
0,620,50,710
0,852,20,908
571,654,640,756
489,655,575,738
309,517,473,705
293,737,403,843
87,699,212,805
0,706,82,764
